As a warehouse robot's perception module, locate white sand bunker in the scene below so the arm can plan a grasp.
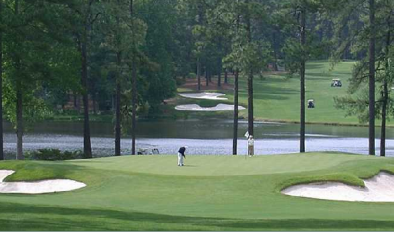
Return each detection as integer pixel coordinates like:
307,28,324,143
282,172,394,202
179,92,228,100
0,170,86,194
175,104,245,111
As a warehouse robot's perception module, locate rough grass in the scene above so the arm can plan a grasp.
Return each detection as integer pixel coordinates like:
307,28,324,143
1,152,394,231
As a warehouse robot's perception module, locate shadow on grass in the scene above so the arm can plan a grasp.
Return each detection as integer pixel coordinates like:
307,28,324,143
0,201,393,231
306,63,325,70
0,160,91,182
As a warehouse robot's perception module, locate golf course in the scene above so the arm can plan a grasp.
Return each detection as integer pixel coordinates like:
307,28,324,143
0,152,394,231
176,61,373,126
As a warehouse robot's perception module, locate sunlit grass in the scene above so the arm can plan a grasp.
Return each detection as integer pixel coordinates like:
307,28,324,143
0,153,394,230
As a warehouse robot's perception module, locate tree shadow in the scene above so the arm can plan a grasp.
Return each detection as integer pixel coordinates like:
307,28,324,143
306,63,325,70
0,201,393,231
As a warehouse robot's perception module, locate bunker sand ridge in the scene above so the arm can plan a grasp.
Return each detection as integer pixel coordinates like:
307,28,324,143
179,92,228,100
175,103,245,111
282,172,394,202
0,170,86,194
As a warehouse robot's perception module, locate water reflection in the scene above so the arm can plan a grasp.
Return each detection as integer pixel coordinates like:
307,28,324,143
3,120,394,157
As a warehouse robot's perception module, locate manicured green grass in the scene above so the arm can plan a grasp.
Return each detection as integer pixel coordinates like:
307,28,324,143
233,61,360,124
175,61,386,125
1,153,394,231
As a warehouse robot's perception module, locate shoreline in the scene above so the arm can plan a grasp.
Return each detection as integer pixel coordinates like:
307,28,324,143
24,115,393,128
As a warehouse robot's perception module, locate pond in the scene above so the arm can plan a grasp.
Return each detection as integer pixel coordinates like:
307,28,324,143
3,119,394,158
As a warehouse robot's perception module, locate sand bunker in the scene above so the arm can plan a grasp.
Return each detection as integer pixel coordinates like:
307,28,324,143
282,172,394,202
175,104,246,111
179,93,228,100
0,170,86,194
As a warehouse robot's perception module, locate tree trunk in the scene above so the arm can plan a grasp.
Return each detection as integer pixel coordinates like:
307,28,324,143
368,0,375,155
111,94,115,111
115,82,121,156
273,30,279,71
0,0,3,160
233,9,240,155
300,7,306,153
233,69,239,155
197,2,203,91
73,92,78,109
81,22,92,158
217,57,222,87
197,58,201,90
380,81,388,157
380,20,391,157
246,6,253,137
115,0,121,156
92,92,97,114
247,72,254,137
205,67,209,86
131,58,137,155
130,0,136,155
15,0,23,160
224,70,228,84
16,80,23,160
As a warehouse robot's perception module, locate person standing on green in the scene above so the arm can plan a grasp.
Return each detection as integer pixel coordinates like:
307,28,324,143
248,135,254,157
178,146,187,166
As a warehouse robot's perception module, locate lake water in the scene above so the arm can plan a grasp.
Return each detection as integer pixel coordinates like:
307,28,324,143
3,119,394,158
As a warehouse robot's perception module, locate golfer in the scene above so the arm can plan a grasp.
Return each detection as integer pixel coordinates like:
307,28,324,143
178,146,187,166
248,135,254,157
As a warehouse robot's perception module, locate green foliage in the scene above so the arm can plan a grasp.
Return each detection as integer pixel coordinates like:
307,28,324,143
25,149,84,161
221,0,272,75
2,82,54,128
330,0,394,122
282,38,302,74
138,0,177,113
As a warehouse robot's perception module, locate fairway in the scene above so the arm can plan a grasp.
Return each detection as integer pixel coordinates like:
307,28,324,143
178,61,377,126
235,61,359,124
0,153,394,231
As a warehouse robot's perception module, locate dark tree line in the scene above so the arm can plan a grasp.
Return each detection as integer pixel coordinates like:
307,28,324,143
0,0,392,159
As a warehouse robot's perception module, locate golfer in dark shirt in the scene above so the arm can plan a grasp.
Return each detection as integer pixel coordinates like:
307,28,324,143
178,146,187,166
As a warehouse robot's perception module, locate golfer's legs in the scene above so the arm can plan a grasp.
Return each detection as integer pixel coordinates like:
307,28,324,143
248,146,254,156
180,155,184,166
177,153,181,165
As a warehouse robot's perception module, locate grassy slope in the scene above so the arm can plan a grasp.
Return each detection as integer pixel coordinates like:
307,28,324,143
236,61,359,124
176,61,382,125
0,153,394,231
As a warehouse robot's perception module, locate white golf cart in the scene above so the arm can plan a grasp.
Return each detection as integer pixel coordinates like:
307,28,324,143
307,99,315,109
137,148,160,155
331,79,342,87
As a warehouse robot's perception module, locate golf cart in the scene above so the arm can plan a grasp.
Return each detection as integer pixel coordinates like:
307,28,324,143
331,79,342,87
137,148,160,155
307,99,315,109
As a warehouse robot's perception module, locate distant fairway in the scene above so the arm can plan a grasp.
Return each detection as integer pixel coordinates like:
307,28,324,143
0,153,394,231
178,61,374,125
235,61,359,124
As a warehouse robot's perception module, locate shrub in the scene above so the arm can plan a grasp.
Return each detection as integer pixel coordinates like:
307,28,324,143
188,73,196,79
26,149,84,161
175,77,185,86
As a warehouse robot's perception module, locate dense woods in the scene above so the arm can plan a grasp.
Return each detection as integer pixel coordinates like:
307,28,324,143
0,0,393,159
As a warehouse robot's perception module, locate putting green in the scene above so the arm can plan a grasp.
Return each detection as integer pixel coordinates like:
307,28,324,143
0,153,393,231
68,153,377,176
